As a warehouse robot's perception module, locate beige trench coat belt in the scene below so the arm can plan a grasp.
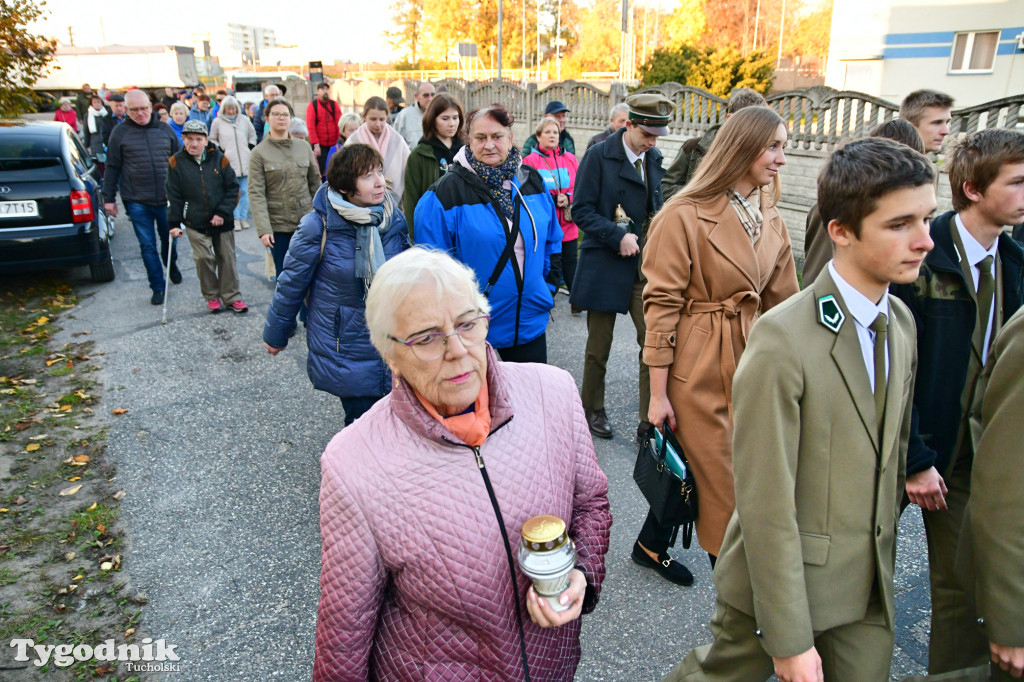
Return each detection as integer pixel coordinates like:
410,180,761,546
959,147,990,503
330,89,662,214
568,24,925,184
680,290,761,422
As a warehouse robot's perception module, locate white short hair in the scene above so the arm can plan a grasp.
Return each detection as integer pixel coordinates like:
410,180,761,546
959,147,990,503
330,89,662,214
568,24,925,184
264,84,282,97
610,103,629,119
365,247,491,360
59,97,73,106
170,102,189,116
219,95,240,113
288,118,308,137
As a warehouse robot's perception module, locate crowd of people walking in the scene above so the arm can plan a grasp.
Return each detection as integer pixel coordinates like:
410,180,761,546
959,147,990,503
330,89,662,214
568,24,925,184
70,75,1024,681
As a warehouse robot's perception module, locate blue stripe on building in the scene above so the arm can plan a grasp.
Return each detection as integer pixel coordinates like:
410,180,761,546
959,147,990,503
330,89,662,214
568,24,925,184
881,26,1024,59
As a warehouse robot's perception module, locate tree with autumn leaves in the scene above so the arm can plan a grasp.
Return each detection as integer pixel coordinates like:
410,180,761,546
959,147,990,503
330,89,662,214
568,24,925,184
1,0,57,117
385,0,832,86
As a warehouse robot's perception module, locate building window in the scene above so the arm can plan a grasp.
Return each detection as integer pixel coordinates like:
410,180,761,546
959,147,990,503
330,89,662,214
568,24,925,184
949,31,999,73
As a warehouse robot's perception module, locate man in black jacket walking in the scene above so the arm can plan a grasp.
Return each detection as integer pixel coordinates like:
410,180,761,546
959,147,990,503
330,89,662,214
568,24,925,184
891,128,1024,675
166,121,246,315
103,89,182,305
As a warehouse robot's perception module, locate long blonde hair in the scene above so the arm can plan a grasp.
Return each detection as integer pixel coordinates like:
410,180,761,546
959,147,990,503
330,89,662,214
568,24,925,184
670,107,786,208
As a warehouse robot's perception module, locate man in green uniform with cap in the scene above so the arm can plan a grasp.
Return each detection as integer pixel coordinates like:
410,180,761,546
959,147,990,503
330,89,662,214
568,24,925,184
571,94,695,586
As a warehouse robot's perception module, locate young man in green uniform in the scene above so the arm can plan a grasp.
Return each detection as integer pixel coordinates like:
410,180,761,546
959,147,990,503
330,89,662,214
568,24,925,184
663,137,935,681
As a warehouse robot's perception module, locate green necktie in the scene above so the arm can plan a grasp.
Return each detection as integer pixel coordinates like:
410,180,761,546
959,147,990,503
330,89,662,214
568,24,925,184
977,255,995,357
870,313,888,437
634,158,644,185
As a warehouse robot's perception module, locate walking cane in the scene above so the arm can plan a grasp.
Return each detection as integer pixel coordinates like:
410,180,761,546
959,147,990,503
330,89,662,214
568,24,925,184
161,203,181,325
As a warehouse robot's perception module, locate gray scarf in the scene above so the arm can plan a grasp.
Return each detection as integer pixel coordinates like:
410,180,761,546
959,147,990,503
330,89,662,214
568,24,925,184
326,188,394,289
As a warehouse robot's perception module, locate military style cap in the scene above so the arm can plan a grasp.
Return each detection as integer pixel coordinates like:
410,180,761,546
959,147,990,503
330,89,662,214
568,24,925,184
625,93,674,136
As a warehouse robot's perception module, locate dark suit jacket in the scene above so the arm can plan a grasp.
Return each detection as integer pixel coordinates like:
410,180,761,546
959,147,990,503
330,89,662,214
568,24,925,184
569,128,666,313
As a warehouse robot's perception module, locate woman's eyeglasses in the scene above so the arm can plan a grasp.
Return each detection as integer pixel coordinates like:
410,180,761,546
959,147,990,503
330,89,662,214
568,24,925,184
389,315,490,361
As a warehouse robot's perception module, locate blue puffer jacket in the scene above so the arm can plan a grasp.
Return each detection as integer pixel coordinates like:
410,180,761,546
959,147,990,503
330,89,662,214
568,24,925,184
414,156,562,349
263,185,410,398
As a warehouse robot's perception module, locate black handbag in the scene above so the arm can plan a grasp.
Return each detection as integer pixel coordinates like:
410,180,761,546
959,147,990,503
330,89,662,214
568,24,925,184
633,424,699,548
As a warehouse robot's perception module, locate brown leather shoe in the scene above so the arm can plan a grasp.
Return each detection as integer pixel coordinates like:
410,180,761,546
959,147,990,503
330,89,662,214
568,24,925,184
585,408,612,439
571,305,584,316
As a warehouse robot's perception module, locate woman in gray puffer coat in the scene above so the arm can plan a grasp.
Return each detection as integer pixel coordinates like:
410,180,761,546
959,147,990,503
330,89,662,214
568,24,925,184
209,95,257,231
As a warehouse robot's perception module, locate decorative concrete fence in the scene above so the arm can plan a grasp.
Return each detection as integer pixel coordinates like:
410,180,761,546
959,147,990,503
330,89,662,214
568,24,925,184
331,77,1023,263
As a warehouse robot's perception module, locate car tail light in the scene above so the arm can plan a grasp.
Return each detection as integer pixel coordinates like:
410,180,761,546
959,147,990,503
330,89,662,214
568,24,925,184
70,190,94,223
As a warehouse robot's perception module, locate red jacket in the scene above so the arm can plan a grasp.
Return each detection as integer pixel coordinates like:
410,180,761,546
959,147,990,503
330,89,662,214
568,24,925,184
305,98,340,148
54,109,78,132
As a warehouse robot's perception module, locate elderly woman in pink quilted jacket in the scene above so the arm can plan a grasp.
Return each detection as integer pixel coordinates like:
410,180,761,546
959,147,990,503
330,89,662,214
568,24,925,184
314,247,612,681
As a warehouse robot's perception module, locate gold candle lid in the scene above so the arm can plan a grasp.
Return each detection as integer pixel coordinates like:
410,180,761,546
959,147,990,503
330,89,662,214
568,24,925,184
521,515,568,551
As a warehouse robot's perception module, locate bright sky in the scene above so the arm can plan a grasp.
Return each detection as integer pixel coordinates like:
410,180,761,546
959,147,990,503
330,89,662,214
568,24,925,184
32,0,397,62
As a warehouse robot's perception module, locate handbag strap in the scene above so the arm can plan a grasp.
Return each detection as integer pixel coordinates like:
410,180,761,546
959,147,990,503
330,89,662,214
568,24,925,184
484,197,522,296
477,450,532,681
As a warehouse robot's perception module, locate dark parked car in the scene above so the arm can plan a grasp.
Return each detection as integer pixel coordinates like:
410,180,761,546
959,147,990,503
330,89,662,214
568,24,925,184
0,120,114,282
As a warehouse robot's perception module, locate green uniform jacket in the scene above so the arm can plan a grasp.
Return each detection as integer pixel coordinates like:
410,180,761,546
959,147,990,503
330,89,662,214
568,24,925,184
961,306,1024,648
714,267,917,658
248,137,321,237
403,142,442,236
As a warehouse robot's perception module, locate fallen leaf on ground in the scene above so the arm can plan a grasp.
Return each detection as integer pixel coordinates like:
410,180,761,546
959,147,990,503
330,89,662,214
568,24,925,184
13,422,32,431
96,524,106,534
59,405,72,412
58,484,82,496
25,443,40,452
13,496,26,505
74,390,89,399
86,502,97,511
112,408,127,415
36,316,49,325
53,604,66,614
73,455,90,463
64,552,76,561
0,509,8,513
112,490,126,500
44,358,62,366
124,628,136,638
94,665,114,675
68,476,81,482
100,561,113,571
71,574,83,581
20,379,37,385
29,434,48,440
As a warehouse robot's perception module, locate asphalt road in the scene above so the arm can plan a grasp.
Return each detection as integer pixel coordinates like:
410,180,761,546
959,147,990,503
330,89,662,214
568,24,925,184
55,211,932,680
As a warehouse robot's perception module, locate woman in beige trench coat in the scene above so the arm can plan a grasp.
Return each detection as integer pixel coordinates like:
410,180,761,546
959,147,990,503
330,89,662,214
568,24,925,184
641,107,799,562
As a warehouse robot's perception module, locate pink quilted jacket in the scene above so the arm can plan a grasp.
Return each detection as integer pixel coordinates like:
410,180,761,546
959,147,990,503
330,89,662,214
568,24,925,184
314,347,611,681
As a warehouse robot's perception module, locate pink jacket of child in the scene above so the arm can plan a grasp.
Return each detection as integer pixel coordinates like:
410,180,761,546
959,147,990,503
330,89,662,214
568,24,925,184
523,146,580,242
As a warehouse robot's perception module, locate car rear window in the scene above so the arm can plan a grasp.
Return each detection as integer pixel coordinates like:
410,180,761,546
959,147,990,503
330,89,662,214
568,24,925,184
0,136,64,181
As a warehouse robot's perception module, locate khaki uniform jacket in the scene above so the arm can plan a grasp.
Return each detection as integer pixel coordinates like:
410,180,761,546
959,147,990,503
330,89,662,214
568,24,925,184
248,137,321,237
960,306,1024,648
713,268,916,658
641,192,798,555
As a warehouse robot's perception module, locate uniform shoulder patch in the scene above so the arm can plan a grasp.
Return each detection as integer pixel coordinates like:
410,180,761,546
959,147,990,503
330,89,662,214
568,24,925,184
817,295,845,333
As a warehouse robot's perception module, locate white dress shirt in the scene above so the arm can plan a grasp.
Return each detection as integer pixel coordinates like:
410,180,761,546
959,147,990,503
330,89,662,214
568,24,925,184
954,214,999,363
829,262,889,392
622,136,645,183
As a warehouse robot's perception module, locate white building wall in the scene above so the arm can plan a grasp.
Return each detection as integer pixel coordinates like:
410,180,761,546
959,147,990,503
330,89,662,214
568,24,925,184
826,0,1024,106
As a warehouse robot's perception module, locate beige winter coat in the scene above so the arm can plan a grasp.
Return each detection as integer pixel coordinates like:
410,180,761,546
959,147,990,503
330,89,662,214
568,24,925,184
248,136,321,236
641,191,799,555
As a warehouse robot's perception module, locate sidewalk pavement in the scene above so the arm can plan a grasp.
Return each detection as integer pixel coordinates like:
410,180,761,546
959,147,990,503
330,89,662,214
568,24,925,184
60,213,932,680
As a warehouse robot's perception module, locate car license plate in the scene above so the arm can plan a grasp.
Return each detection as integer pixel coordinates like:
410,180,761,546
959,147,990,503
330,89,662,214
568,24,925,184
0,200,39,218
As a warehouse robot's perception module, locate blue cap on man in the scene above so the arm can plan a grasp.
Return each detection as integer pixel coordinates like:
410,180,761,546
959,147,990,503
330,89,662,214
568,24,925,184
544,100,570,115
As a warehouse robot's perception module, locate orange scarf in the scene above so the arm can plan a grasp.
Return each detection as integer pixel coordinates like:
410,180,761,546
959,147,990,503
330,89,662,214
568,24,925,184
415,383,492,447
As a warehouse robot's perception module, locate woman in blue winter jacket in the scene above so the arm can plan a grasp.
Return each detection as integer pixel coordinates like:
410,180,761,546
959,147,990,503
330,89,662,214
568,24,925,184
414,104,562,363
263,144,410,425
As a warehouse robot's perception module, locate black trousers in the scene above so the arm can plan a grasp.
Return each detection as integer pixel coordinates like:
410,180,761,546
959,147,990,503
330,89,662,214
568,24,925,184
496,333,547,364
